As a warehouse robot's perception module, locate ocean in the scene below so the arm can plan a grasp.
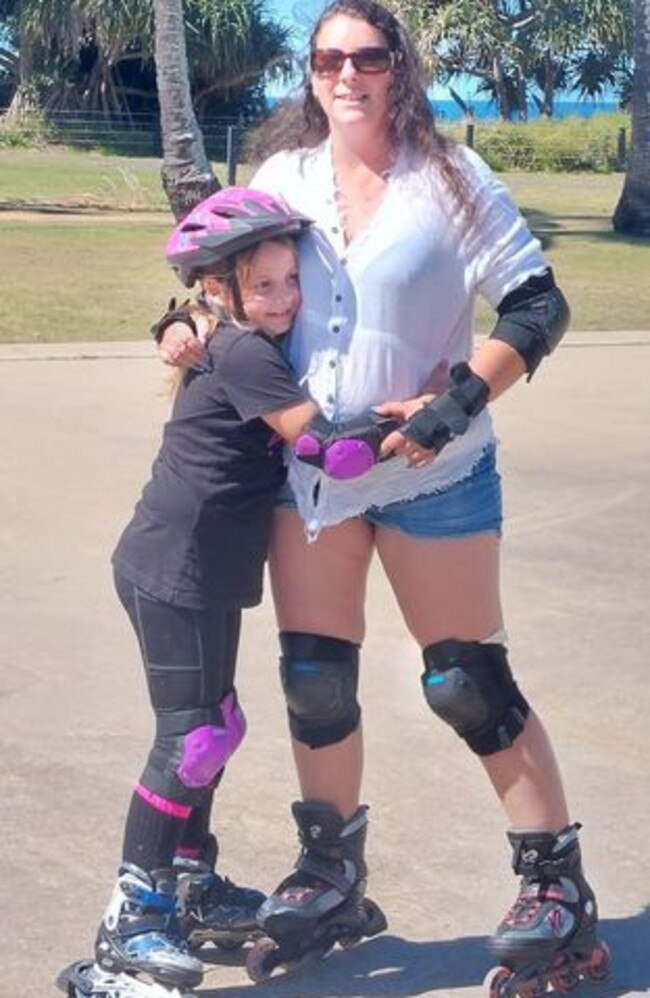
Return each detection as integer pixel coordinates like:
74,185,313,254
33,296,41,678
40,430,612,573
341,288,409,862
429,98,620,122
266,95,621,121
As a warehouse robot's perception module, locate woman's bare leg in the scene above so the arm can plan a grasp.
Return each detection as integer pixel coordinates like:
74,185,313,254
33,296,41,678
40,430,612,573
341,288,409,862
375,528,569,831
269,509,374,818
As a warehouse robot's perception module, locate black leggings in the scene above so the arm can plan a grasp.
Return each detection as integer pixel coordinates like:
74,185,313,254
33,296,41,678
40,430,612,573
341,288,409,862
114,570,242,869
114,570,241,714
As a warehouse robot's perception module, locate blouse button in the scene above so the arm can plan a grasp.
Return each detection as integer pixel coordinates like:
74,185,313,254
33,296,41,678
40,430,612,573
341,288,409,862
329,359,336,368
334,294,342,303
331,324,340,333
331,226,339,234
326,394,335,404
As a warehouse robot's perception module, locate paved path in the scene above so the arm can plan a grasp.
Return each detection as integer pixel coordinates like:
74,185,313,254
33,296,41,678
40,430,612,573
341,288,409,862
1,335,649,997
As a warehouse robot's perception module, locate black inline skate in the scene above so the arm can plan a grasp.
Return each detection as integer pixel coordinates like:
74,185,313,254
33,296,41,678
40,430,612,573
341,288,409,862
245,801,387,982
485,823,611,997
174,833,266,950
57,864,203,998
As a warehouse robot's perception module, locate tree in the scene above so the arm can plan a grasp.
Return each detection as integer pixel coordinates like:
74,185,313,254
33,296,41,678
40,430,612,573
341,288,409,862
613,0,650,234
0,1,292,119
153,0,219,220
384,0,633,119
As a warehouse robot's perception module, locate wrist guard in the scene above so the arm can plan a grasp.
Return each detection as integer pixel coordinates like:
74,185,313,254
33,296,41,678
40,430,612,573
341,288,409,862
150,297,198,344
295,410,400,480
402,362,489,453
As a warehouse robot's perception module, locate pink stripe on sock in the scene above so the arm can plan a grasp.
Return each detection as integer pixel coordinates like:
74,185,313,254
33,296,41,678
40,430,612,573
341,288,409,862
175,846,202,859
135,783,192,820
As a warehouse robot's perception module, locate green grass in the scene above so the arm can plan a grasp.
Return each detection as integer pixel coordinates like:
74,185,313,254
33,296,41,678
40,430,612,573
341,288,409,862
1,150,648,343
0,148,235,210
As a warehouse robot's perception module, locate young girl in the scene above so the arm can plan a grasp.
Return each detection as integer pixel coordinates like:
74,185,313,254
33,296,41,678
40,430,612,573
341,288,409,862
59,188,389,998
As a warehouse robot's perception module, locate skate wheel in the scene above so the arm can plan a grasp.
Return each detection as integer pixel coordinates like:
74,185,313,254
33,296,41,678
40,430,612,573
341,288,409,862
55,960,95,998
484,965,515,998
583,940,612,983
246,937,277,983
549,965,579,993
361,897,388,937
338,932,362,950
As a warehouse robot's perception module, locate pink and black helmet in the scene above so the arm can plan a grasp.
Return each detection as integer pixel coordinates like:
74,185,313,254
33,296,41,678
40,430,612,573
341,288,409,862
166,186,313,287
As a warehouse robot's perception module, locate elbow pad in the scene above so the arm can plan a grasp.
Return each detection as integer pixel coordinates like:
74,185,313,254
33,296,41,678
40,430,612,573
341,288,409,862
402,362,489,454
490,269,570,379
295,411,400,480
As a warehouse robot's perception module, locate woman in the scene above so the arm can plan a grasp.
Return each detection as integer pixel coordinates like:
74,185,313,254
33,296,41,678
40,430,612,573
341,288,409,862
160,2,609,991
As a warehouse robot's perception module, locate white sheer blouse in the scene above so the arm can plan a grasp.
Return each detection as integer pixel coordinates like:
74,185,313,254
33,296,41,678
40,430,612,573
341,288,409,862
252,140,548,536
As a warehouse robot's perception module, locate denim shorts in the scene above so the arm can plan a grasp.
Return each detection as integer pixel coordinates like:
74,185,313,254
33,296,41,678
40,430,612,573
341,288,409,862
364,446,502,539
279,446,502,539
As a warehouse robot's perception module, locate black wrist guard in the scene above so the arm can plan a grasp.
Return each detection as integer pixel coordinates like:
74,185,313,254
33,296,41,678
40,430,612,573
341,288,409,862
402,362,489,453
150,297,198,344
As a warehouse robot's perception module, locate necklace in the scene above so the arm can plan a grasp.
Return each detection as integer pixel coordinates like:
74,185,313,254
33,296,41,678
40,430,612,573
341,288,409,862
332,155,395,242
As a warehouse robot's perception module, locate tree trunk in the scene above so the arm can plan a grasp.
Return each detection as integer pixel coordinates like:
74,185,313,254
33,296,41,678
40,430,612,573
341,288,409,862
153,0,219,221
613,0,650,235
5,38,39,118
542,49,555,118
493,56,512,120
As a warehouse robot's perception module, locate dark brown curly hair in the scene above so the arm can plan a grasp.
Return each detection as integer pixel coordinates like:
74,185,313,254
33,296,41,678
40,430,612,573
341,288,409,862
246,0,473,216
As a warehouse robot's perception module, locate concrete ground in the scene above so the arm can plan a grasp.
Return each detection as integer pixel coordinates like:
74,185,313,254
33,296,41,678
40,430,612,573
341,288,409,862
1,333,649,998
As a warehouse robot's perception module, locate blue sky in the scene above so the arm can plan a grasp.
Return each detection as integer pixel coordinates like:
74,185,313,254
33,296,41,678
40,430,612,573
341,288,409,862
265,0,325,45
263,0,462,101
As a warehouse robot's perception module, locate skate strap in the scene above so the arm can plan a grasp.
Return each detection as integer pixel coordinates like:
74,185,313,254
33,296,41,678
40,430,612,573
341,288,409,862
296,854,354,897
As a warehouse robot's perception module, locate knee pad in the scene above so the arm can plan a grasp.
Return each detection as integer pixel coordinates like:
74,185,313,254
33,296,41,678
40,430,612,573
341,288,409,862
421,639,529,755
146,689,246,799
280,631,360,749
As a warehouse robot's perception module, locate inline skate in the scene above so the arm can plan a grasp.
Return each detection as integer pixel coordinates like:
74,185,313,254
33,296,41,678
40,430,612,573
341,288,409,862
57,864,203,998
485,823,611,997
174,833,266,950
245,801,387,982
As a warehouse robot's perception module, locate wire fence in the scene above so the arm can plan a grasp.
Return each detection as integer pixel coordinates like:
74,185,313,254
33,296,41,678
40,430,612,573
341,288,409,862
1,107,631,175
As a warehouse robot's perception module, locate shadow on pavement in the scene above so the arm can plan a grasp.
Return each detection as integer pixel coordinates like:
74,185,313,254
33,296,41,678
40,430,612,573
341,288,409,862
201,905,650,997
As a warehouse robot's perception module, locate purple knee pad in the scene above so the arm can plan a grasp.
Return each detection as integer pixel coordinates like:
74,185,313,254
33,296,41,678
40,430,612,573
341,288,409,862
295,435,377,481
177,691,246,789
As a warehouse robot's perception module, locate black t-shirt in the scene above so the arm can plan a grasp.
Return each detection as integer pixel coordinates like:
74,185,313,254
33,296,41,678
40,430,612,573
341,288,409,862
112,324,306,608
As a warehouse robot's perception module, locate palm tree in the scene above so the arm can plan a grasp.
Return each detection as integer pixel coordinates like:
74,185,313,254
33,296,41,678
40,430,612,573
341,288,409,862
613,0,650,235
153,0,219,220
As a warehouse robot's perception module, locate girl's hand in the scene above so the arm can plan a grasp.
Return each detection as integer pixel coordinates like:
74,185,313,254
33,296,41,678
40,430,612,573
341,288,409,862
159,322,206,367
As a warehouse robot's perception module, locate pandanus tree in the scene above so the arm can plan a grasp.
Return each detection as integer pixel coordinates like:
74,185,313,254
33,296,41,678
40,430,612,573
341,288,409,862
384,0,632,120
613,0,650,234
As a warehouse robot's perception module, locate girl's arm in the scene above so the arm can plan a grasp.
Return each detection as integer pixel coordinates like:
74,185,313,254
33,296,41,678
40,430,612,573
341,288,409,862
261,399,319,443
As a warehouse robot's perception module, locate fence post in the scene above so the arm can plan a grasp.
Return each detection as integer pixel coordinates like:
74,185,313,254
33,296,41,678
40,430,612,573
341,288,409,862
151,120,162,157
226,125,238,185
465,121,475,150
616,127,627,172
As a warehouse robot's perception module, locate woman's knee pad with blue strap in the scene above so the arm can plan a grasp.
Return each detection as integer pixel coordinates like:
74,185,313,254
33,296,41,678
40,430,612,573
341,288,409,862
421,638,530,755
280,631,361,748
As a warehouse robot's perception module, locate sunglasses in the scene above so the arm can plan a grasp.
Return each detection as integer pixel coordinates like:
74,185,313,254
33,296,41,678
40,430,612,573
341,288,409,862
310,47,393,76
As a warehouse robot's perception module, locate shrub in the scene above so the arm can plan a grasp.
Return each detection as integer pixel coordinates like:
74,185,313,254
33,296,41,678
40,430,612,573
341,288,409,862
466,113,630,173
0,108,55,149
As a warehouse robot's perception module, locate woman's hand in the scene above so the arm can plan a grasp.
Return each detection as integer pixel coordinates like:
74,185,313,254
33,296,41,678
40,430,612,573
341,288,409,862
374,395,435,468
374,359,451,467
159,322,206,367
